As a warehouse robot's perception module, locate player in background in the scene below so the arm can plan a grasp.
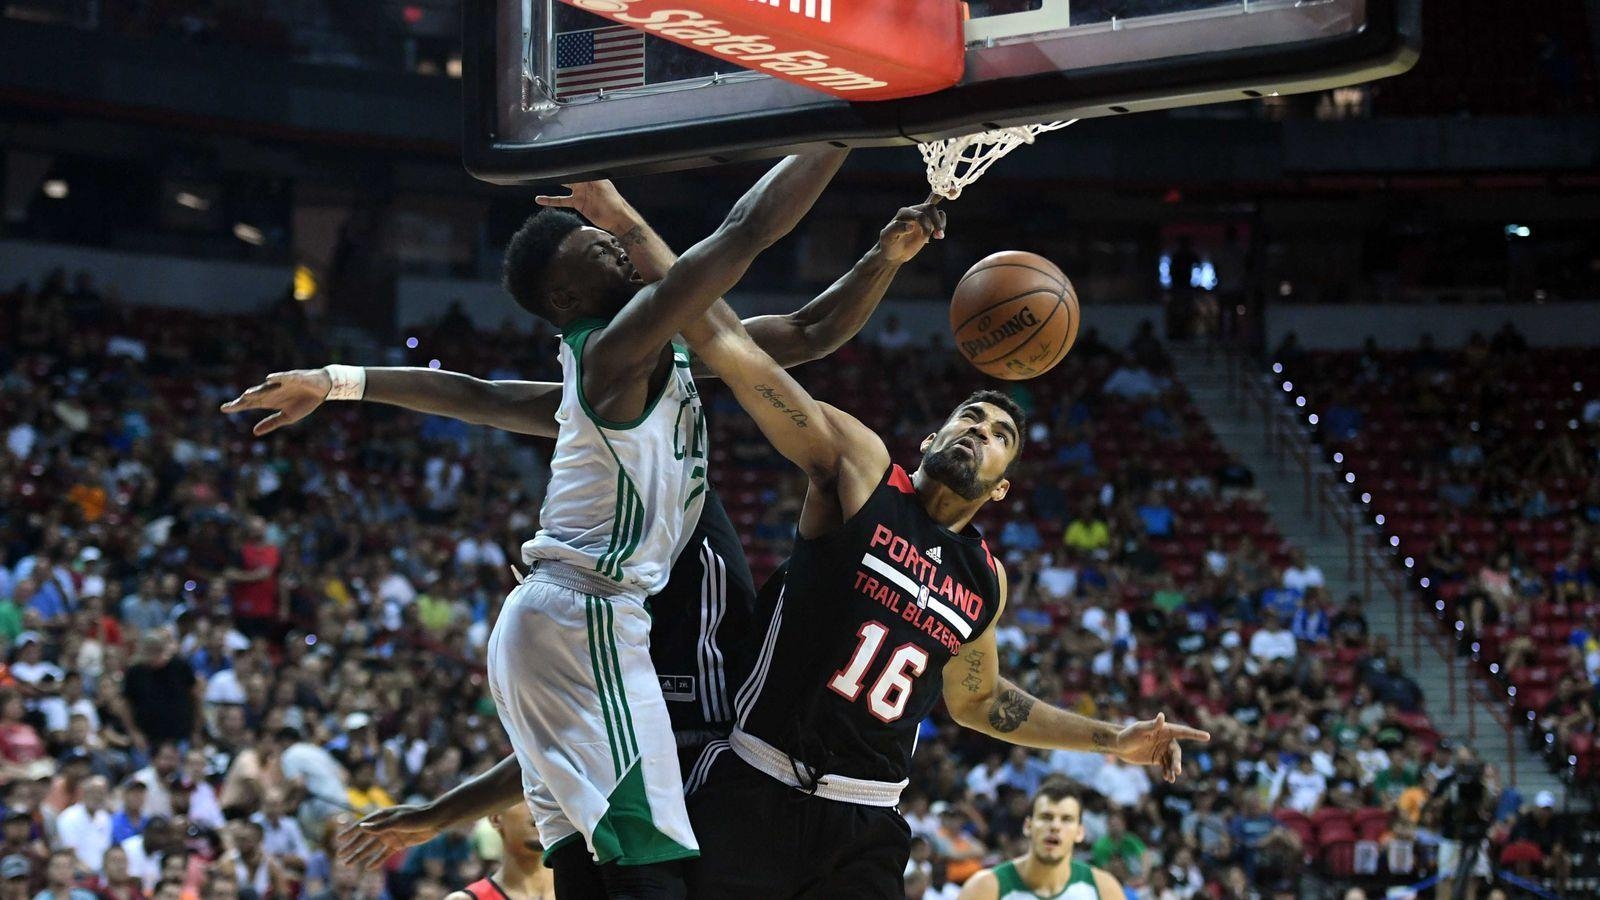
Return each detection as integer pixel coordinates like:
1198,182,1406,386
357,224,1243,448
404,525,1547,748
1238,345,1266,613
957,778,1125,900
674,243,1209,897
447,802,554,900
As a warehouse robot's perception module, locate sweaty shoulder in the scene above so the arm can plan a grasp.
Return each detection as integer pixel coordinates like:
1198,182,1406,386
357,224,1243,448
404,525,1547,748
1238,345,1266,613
954,867,1000,900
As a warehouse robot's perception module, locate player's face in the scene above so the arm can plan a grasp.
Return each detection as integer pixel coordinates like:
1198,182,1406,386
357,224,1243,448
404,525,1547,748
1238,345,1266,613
493,804,544,860
1023,796,1084,866
548,226,643,317
920,402,1018,501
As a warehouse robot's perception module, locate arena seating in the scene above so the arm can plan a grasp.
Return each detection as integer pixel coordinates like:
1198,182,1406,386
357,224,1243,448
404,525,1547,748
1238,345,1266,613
1279,337,1600,789
1,269,1554,897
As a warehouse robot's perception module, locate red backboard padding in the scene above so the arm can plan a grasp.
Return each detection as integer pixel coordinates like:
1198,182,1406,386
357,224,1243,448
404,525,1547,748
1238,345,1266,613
559,0,966,101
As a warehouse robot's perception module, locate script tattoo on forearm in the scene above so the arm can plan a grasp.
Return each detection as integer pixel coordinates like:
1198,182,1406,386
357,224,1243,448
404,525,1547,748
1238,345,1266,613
1091,729,1113,750
988,687,1035,733
961,648,984,694
753,384,809,428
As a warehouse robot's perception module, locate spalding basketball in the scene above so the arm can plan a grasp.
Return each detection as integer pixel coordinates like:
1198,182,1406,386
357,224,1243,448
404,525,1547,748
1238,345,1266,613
949,251,1079,380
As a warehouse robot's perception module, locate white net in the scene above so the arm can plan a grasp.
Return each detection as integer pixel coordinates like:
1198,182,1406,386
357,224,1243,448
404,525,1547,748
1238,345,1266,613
919,120,1077,200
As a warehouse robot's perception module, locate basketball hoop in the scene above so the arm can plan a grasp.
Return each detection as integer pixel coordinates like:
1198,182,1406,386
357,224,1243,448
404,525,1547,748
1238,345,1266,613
919,120,1077,201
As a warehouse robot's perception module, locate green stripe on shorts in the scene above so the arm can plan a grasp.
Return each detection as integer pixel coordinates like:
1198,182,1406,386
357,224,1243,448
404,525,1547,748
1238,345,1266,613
584,596,623,778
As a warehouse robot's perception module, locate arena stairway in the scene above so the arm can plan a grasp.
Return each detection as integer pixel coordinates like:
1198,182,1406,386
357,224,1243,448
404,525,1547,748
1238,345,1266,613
1166,344,1572,809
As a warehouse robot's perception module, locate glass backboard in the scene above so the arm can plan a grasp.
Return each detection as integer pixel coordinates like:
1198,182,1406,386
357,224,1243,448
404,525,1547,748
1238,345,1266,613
464,0,1419,184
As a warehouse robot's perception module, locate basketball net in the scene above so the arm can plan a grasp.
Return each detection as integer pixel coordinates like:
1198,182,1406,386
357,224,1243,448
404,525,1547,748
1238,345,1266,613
919,120,1077,200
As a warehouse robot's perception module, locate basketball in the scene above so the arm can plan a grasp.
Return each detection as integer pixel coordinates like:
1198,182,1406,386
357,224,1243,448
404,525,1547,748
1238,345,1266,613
949,251,1079,381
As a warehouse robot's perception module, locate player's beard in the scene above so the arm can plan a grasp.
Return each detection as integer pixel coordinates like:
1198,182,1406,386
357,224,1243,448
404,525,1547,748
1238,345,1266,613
921,443,996,501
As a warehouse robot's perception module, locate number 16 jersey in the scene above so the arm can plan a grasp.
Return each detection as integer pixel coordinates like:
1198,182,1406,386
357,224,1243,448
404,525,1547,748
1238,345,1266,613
734,463,1002,788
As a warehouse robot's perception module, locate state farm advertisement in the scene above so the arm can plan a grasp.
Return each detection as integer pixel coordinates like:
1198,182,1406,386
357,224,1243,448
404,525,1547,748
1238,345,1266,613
561,0,966,101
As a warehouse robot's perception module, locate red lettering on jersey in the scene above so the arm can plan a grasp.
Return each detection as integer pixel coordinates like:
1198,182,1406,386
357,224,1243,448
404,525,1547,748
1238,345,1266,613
888,465,915,494
869,523,894,551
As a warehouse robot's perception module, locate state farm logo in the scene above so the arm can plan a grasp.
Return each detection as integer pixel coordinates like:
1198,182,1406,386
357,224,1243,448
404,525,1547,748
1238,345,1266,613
749,0,831,24
565,0,887,91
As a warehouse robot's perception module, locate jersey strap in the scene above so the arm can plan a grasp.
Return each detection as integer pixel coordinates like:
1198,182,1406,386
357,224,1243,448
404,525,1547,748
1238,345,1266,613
461,879,510,900
993,861,1025,895
727,728,906,807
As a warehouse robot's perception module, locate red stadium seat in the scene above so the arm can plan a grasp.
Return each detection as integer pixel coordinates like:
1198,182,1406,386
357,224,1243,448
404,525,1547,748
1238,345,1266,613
1353,808,1391,842
1322,840,1357,878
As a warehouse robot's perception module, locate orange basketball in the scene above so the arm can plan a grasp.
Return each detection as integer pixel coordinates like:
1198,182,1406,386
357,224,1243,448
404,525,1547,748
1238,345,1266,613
949,251,1079,380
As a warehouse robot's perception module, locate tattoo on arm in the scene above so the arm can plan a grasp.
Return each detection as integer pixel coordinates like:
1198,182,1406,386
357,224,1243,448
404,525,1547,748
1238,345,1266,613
616,225,647,248
752,384,809,428
961,648,984,694
1091,729,1113,749
988,687,1035,733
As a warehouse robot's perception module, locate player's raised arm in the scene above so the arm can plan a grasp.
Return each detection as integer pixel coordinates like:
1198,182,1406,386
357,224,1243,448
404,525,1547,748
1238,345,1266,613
583,149,847,388
943,563,1210,782
737,195,943,367
682,303,887,489
548,178,942,369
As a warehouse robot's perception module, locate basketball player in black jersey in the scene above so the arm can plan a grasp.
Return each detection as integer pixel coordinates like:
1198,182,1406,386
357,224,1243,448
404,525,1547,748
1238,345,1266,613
679,285,1211,898
227,181,945,889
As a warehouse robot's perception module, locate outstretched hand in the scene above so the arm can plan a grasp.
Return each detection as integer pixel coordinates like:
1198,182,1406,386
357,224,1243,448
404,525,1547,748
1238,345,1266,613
335,805,447,870
219,369,332,436
534,180,635,233
877,194,946,264
1114,713,1211,783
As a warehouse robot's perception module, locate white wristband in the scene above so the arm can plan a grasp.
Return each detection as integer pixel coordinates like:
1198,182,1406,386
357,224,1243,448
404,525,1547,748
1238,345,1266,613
324,365,367,401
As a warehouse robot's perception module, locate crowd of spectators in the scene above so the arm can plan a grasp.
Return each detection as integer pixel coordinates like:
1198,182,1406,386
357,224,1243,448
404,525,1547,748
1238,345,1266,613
1277,327,1600,796
0,268,1585,900
1,270,543,899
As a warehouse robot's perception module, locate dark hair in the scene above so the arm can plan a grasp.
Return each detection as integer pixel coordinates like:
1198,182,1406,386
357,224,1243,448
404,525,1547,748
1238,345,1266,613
502,209,586,319
955,389,1028,469
275,726,301,744
1031,776,1081,815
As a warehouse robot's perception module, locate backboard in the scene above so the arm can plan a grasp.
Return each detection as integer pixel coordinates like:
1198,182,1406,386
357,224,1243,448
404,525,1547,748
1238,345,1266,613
463,0,1420,185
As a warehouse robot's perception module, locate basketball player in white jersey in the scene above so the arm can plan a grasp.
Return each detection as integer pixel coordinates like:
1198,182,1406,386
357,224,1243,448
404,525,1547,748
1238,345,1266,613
957,778,1125,900
478,151,851,899
276,150,842,899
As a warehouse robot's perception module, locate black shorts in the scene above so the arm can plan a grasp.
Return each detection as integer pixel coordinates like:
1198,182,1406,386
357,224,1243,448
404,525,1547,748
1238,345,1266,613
683,748,911,900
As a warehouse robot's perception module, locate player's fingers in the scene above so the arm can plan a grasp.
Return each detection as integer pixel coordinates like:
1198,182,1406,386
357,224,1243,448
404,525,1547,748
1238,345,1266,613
252,412,286,437
342,832,386,868
360,841,397,870
1164,724,1212,743
1121,717,1157,738
223,380,286,409
534,194,575,208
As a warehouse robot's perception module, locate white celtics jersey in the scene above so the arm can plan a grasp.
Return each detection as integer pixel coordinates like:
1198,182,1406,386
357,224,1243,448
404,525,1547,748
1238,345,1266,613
522,321,708,598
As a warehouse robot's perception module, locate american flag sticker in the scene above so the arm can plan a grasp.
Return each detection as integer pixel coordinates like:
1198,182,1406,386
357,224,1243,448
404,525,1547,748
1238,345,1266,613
553,26,647,100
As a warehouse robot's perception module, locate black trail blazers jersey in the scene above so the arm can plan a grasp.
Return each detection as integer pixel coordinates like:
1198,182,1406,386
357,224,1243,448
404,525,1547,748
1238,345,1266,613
652,488,759,737
735,464,1002,785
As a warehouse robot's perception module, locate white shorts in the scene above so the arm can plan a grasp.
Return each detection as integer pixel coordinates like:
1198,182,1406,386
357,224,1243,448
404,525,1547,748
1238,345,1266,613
487,565,697,866
1437,838,1491,879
